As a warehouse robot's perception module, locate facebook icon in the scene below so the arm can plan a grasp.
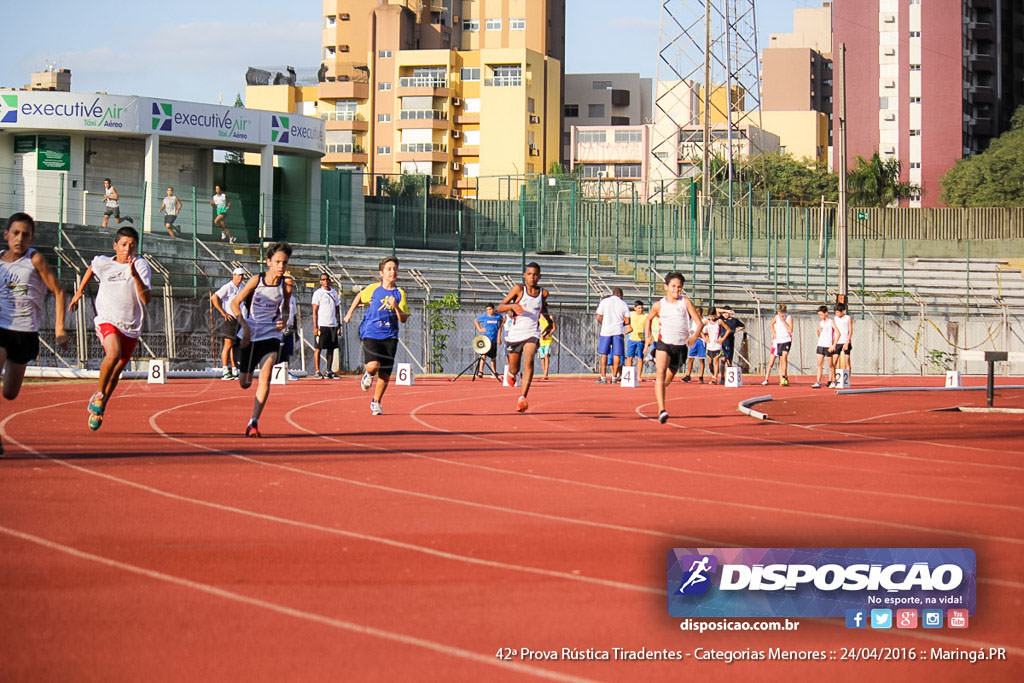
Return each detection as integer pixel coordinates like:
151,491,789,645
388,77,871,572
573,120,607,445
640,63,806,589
845,609,867,629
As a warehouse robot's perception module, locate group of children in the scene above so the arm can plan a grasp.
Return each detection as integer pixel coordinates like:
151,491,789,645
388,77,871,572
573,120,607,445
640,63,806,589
1,209,858,439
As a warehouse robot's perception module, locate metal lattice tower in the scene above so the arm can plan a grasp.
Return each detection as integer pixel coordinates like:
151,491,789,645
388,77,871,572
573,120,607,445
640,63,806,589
652,1,765,203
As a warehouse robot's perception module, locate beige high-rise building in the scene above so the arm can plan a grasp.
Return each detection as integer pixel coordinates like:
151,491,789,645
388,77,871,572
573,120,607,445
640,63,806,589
303,0,565,198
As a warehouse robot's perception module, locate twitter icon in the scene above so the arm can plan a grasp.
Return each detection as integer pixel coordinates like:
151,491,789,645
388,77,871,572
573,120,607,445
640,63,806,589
870,609,893,629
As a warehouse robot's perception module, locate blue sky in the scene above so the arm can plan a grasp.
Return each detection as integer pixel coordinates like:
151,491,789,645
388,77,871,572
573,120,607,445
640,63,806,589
0,1,816,105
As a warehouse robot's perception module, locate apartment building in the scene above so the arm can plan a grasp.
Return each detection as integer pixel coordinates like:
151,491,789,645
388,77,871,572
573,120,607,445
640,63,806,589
304,0,565,198
569,124,650,199
562,74,652,162
833,0,1023,207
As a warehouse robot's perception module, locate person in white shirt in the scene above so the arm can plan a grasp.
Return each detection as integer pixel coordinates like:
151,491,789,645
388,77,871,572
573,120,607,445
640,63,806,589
761,303,794,386
211,267,246,379
158,187,183,238
595,287,630,383
812,305,838,389
833,302,853,374
311,274,341,379
100,178,133,228
702,309,728,384
644,272,702,424
69,226,151,431
211,185,234,243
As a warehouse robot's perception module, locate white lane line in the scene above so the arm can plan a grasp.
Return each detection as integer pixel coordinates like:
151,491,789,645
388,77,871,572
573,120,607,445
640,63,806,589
0,523,594,682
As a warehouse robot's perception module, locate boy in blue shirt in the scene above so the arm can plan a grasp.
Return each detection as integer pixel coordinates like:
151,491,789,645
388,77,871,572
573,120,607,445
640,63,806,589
473,303,503,378
344,256,410,415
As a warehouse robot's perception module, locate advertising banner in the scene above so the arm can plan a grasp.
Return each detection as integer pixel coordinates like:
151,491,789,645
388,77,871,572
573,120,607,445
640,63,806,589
0,92,139,132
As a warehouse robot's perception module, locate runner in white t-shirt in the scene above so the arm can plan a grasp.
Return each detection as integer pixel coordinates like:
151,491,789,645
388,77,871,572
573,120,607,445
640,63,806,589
644,272,702,424
158,186,183,238
311,275,341,378
833,302,853,374
69,226,152,431
702,309,728,384
761,303,793,386
211,267,246,379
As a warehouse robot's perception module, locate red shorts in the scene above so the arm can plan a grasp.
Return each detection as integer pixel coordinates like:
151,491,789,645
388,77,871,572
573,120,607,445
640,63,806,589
96,323,140,363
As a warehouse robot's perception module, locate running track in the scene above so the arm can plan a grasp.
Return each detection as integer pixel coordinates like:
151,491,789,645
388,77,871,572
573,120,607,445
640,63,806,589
1,375,1021,681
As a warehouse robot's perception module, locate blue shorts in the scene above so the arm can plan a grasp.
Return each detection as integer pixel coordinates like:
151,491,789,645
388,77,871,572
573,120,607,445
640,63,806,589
625,338,644,358
537,343,552,358
688,338,707,359
598,334,624,358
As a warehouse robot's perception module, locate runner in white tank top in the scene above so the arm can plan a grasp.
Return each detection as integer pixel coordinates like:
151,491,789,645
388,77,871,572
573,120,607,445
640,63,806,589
498,262,552,413
645,272,702,424
812,305,837,388
833,303,853,372
761,303,793,386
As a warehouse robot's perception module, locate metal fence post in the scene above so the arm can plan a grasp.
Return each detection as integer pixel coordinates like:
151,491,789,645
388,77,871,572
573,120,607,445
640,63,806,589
422,175,429,248
139,180,147,253
391,204,397,257
57,173,65,280
457,208,463,301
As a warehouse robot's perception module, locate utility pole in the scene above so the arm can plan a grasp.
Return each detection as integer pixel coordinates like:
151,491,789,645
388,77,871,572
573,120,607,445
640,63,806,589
836,42,849,302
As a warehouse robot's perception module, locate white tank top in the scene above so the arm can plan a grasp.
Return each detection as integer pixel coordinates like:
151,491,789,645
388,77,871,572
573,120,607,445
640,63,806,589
834,314,852,343
0,248,46,332
772,314,793,343
506,287,542,343
242,273,286,342
657,296,691,345
816,317,834,347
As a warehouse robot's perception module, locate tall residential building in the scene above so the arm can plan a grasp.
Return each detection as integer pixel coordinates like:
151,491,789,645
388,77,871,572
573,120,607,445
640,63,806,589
562,74,652,163
767,2,833,57
833,0,1023,207
310,0,564,197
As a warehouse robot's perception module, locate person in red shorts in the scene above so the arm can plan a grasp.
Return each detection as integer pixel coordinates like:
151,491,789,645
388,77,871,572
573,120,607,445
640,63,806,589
69,226,151,431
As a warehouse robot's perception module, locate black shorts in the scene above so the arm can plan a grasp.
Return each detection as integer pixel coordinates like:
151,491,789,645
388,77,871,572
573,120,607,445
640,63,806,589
238,338,280,374
362,337,399,377
316,326,339,350
164,214,178,225
104,206,120,218
280,333,295,362
837,343,852,356
483,340,498,359
655,341,688,374
816,345,833,357
0,328,40,365
774,341,792,356
506,337,539,355
215,317,240,341
722,345,735,362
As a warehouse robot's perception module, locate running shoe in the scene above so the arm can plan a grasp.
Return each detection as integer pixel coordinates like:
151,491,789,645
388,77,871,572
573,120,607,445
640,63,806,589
370,401,384,416
220,370,234,380
827,381,835,388
780,377,789,387
87,392,105,415
220,231,227,241
811,382,822,389
681,375,691,382
326,371,337,379
596,377,607,384
698,377,705,384
658,410,669,424
516,395,529,413
360,371,373,391
88,413,103,431
245,420,260,438
229,236,238,244
760,379,769,386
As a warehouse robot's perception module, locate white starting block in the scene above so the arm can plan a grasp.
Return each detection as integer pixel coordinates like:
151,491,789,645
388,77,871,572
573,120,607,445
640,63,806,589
724,366,743,388
270,361,290,385
503,367,521,387
395,362,415,386
835,368,851,389
147,358,168,384
945,370,962,387
620,365,639,388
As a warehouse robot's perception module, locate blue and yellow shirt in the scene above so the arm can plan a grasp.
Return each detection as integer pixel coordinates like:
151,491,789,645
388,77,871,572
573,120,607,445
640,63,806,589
358,282,409,340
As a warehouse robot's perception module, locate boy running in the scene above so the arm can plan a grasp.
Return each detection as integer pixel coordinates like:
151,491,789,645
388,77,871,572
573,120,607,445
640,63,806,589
158,187,183,238
231,242,293,436
344,256,410,416
497,261,552,413
69,226,151,431
645,272,702,424
761,303,793,386
0,213,69,451
812,304,838,389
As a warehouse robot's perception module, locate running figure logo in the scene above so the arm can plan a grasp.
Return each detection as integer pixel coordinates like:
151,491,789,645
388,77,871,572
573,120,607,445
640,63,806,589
677,554,718,595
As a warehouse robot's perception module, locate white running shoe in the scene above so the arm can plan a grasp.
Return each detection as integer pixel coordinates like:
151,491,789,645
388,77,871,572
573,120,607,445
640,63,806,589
370,401,383,415
360,371,373,391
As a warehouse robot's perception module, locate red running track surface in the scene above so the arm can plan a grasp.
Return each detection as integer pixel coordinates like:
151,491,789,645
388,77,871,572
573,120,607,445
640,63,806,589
1,374,1022,681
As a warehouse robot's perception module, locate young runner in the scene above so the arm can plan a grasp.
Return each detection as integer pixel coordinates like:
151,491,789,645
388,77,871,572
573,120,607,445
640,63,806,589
497,262,552,413
645,272,702,424
344,256,410,416
834,302,853,375
625,300,647,382
0,213,69,452
69,226,151,431
761,303,793,386
812,305,838,389
231,242,293,436
211,267,246,380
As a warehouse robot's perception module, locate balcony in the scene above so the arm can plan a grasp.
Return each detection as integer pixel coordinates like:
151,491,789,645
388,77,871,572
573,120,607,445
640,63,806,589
323,143,367,165
397,142,449,163
396,109,450,130
454,112,480,125
454,178,477,190
454,146,480,157
318,79,369,100
397,76,450,97
321,111,369,131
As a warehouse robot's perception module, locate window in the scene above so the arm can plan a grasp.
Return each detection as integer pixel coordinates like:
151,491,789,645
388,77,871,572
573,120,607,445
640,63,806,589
614,164,641,178
486,65,521,87
460,67,480,82
378,113,391,122
399,66,447,88
910,64,921,71
581,164,605,178
588,103,605,118
909,129,921,136
576,130,606,144
378,49,392,58
378,82,391,91
564,104,579,117
528,97,535,114
879,96,895,109
910,162,921,169
909,31,921,38
614,130,642,143
463,98,481,112
592,80,613,90
325,15,336,26
485,18,501,31
325,47,336,58
910,96,921,103
377,146,391,154
510,18,526,30
462,19,479,31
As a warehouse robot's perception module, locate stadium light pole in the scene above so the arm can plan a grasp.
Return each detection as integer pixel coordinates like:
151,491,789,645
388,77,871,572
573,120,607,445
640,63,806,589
836,42,849,302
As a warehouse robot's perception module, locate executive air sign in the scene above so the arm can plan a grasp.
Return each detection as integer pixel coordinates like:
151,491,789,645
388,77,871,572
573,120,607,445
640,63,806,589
0,92,137,131
150,101,260,142
667,548,976,618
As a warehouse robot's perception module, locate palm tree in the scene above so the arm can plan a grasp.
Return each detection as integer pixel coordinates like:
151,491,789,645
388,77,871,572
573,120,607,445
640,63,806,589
846,152,919,207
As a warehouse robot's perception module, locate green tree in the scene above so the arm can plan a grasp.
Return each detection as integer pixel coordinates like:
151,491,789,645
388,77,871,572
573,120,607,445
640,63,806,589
941,106,1024,207
846,152,919,207
225,94,246,165
425,292,461,373
740,152,838,206
381,173,427,199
